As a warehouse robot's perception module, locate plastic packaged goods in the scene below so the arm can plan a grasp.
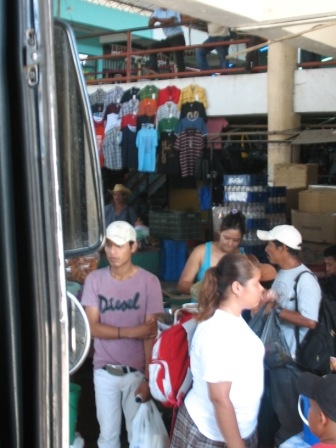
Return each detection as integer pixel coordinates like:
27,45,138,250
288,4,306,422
65,253,100,284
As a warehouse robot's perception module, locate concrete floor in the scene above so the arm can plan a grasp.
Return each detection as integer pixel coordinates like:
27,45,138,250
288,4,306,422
70,357,172,448
70,357,100,448
70,333,278,448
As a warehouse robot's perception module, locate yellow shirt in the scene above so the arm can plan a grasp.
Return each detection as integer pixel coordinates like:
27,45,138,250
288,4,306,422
178,84,208,110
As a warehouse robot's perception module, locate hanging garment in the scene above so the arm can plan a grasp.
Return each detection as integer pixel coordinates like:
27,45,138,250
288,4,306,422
157,85,181,107
176,115,208,136
102,127,122,170
104,102,122,132
119,98,139,118
120,86,141,103
138,98,158,117
136,126,158,172
175,128,205,177
156,101,180,123
207,117,229,149
139,84,159,101
120,113,137,131
93,115,105,167
103,86,124,107
91,102,105,118
157,131,180,175
198,185,211,210
120,125,138,170
180,101,207,122
89,87,107,106
178,84,208,110
157,117,179,136
136,115,156,132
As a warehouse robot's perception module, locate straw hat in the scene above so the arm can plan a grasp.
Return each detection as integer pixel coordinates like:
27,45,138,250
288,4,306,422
107,184,132,196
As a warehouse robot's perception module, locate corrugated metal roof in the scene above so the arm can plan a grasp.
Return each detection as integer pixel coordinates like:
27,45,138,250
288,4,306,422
84,0,156,15
292,129,336,144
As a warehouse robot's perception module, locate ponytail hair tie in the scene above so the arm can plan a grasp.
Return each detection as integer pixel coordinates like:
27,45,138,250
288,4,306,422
231,208,239,214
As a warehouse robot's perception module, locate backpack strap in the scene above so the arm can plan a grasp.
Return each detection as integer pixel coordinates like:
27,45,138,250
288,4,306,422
293,270,317,349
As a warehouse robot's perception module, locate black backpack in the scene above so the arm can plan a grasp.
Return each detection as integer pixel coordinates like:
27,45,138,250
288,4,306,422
293,271,336,375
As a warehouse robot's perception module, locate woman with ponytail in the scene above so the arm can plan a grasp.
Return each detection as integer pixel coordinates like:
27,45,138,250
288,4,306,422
171,253,265,448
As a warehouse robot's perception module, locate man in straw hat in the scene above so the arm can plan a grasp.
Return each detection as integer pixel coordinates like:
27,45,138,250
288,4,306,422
105,184,137,227
256,224,322,446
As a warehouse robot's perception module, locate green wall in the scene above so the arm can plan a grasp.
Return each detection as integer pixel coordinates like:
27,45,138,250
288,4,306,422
54,0,153,55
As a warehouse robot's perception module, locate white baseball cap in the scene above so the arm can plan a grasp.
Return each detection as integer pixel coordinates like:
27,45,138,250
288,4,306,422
257,225,302,250
106,221,136,245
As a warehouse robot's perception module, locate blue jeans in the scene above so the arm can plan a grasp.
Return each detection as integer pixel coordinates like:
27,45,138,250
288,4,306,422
269,364,303,447
196,36,229,70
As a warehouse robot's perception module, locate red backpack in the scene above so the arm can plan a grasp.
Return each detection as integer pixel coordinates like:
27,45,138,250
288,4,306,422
149,310,197,409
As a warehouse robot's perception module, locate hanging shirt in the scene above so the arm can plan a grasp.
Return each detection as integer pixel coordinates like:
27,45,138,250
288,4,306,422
157,117,179,136
91,102,105,118
121,125,138,170
89,88,107,106
207,117,229,149
136,126,158,172
139,84,159,101
157,85,181,107
93,115,105,167
157,131,180,175
156,101,180,123
103,127,122,170
178,84,208,110
138,98,158,117
104,102,122,132
137,115,156,132
120,87,141,103
103,86,124,107
176,116,208,136
180,101,208,122
119,99,139,127
175,129,205,177
120,113,137,131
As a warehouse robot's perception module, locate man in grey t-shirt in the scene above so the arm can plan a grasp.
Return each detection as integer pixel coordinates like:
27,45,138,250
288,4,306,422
82,221,163,447
257,225,322,447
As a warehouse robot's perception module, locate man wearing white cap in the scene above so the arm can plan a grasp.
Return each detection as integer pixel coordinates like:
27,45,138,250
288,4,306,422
81,221,163,448
256,224,322,447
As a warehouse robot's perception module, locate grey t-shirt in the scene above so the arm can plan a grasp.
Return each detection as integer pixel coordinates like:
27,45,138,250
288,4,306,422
81,266,163,370
272,264,321,356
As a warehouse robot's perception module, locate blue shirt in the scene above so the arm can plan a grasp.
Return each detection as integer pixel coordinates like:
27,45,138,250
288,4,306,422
136,126,158,172
104,203,137,227
152,9,183,38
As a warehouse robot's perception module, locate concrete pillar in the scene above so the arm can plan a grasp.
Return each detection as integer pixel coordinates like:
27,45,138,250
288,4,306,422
268,43,301,184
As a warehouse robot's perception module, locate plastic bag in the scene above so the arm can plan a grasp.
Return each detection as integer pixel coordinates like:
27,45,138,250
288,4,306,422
261,308,292,369
130,400,170,448
248,304,267,337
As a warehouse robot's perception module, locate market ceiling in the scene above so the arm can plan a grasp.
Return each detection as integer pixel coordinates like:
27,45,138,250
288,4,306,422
91,0,336,58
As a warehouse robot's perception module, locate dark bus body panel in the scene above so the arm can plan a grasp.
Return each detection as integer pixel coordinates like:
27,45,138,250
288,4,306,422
0,2,104,447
